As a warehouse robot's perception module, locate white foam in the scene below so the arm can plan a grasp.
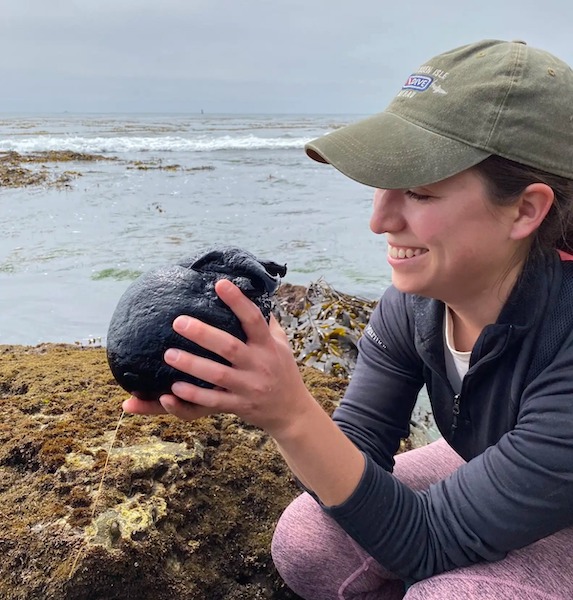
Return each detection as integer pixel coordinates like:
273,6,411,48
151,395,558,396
0,135,313,154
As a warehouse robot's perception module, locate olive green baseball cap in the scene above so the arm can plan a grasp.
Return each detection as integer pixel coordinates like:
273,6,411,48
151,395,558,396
305,39,573,189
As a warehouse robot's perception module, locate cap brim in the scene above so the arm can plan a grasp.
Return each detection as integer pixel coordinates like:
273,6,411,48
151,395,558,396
305,111,491,189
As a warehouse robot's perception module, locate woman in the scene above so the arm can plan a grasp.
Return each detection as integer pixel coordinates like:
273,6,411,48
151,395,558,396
124,39,573,598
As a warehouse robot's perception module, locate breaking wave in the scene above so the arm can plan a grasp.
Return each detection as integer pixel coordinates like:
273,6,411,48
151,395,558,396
0,134,313,154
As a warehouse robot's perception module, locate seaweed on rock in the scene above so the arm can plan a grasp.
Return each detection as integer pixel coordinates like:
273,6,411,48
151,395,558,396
274,279,377,378
0,344,332,599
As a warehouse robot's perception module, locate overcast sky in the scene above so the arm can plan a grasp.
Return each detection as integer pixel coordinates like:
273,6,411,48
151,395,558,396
2,0,573,114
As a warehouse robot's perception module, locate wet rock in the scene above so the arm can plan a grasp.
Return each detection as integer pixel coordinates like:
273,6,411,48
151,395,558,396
0,343,332,600
0,151,114,188
0,288,432,599
106,247,287,400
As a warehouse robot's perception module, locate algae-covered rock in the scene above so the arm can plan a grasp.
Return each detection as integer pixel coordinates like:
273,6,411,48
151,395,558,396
0,343,341,600
0,151,114,188
0,284,429,599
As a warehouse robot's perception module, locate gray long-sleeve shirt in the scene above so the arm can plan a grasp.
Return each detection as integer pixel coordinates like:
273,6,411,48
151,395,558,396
320,251,573,583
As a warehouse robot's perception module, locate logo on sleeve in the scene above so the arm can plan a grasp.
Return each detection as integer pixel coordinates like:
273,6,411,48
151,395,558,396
365,324,387,350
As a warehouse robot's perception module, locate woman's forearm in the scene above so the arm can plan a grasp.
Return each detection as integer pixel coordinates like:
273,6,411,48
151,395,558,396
274,394,366,507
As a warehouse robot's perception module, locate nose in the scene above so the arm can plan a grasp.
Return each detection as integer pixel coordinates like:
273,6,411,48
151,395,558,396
370,189,405,234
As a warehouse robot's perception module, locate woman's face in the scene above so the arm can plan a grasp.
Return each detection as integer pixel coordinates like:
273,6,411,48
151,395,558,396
370,168,526,306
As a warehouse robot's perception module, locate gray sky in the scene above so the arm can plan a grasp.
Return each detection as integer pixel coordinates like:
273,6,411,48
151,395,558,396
2,0,573,114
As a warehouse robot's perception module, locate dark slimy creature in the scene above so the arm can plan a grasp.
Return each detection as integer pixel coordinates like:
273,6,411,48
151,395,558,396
106,247,287,400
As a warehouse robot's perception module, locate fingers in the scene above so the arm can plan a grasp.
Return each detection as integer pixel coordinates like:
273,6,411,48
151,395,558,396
122,392,219,422
171,315,248,368
122,396,167,415
171,280,277,368
164,348,257,406
269,313,290,344
164,347,242,391
167,281,291,391
213,279,271,344
159,394,218,421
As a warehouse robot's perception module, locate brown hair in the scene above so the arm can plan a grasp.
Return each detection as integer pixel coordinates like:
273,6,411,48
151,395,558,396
473,155,573,255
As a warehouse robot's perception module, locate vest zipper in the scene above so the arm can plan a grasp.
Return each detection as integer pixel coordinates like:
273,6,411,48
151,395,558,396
451,393,461,437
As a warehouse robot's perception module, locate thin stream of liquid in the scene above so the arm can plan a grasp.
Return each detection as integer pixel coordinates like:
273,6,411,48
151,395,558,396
67,410,126,579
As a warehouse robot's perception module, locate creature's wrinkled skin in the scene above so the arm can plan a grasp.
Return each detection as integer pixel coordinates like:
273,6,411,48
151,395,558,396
106,247,287,400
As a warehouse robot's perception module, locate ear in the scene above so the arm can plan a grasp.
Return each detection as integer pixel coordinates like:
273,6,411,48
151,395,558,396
509,183,554,241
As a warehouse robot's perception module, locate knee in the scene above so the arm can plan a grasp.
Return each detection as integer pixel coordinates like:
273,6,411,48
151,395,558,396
404,576,514,600
272,493,402,599
271,493,341,598
271,494,323,581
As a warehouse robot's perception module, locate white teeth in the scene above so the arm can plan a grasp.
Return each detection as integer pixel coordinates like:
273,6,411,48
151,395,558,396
388,245,426,259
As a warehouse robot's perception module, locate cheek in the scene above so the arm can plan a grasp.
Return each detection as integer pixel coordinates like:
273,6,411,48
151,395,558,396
413,203,498,247
408,212,445,243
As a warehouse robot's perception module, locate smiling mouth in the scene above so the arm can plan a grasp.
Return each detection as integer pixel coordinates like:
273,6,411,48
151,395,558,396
387,245,428,259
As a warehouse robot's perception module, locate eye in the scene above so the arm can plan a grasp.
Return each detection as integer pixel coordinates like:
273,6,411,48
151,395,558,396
405,190,432,202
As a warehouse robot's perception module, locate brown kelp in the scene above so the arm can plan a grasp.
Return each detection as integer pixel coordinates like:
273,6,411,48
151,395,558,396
274,279,377,378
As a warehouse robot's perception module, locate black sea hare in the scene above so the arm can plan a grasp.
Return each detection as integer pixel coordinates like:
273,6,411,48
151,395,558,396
106,247,287,400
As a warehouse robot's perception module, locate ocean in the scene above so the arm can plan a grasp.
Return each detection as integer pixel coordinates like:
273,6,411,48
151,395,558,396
0,113,391,347
0,112,437,437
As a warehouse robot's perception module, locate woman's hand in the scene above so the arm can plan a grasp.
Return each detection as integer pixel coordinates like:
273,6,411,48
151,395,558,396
121,394,216,420
123,278,366,506
124,278,313,440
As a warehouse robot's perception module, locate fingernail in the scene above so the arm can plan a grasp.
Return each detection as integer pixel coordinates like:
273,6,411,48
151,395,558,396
171,381,185,394
173,315,191,329
216,278,233,291
165,348,180,362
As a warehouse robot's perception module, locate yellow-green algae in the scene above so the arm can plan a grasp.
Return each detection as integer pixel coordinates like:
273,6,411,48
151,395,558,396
0,309,421,600
87,495,168,549
0,343,344,599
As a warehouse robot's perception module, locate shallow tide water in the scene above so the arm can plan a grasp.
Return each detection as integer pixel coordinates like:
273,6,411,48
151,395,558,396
0,112,435,436
0,113,391,346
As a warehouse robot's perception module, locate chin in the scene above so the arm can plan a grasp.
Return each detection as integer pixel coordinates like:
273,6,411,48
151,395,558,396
392,277,441,300
392,275,423,295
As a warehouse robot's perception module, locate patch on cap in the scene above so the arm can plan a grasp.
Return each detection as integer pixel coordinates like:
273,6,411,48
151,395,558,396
402,74,433,92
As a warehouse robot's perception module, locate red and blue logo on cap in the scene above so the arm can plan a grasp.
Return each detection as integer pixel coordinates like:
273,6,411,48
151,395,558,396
402,75,433,92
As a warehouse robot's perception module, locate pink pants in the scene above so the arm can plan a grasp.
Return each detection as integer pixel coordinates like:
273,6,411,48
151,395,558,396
271,439,573,599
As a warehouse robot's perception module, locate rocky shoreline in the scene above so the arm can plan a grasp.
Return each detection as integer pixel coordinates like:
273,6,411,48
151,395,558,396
0,134,437,599
0,268,430,599
1,344,340,599
0,150,214,189
0,340,425,599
